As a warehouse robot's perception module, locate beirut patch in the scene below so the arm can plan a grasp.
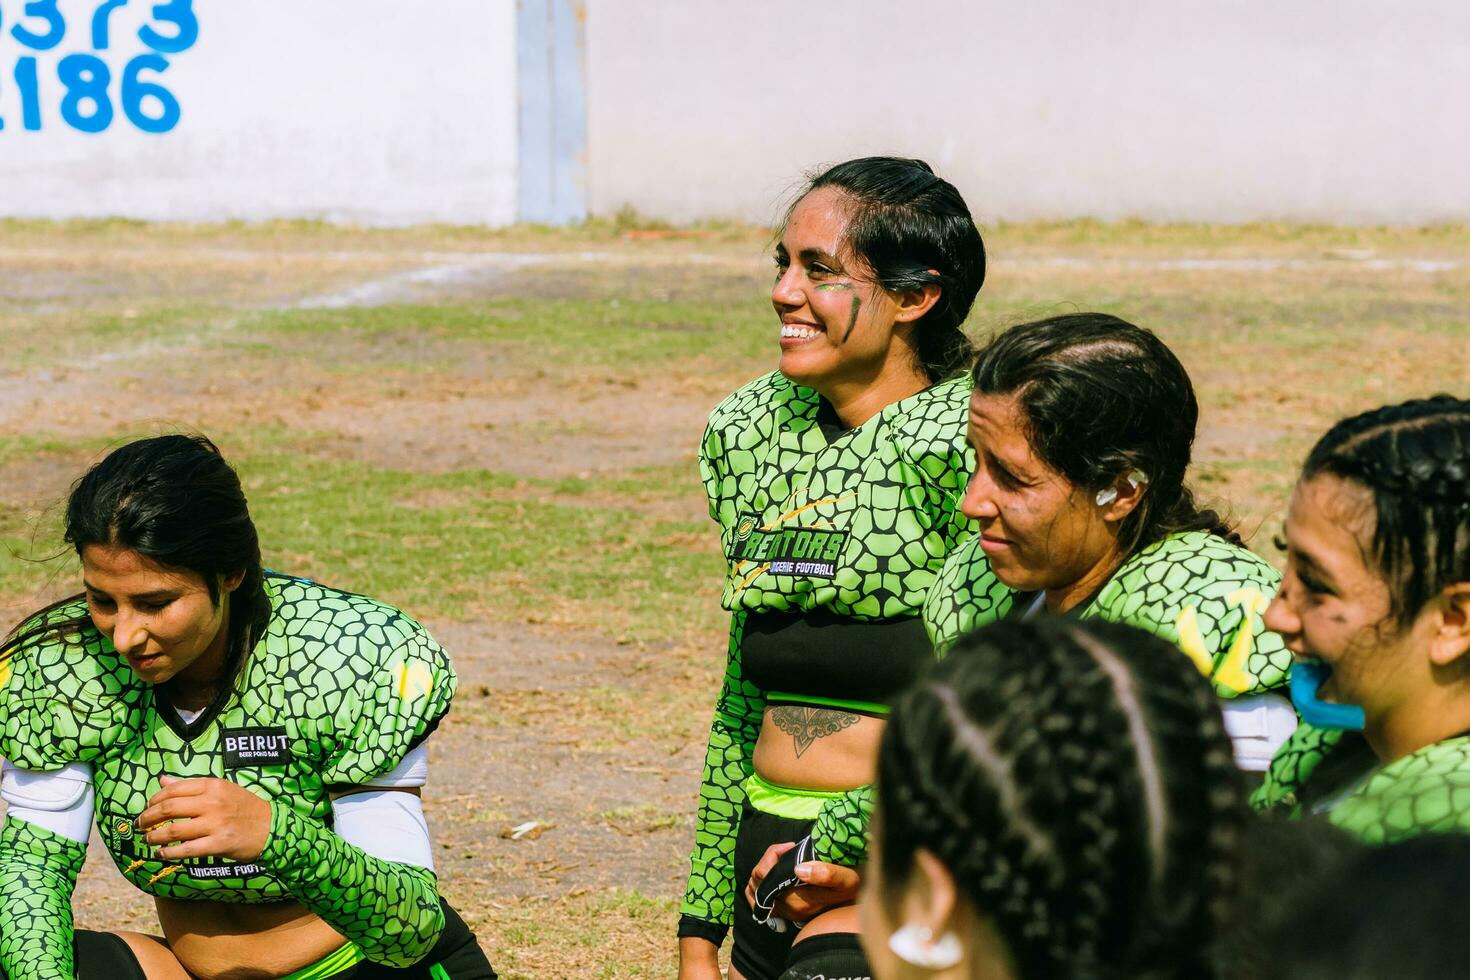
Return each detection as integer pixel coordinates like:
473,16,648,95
221,727,291,768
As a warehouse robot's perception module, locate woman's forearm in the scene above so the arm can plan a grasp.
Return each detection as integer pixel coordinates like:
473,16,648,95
257,802,444,967
0,817,86,979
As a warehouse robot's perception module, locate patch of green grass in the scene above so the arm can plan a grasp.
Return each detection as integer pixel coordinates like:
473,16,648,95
244,297,774,370
243,453,722,640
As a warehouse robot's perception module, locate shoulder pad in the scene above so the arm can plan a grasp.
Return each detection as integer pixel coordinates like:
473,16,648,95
296,595,456,790
1333,736,1470,842
1091,531,1290,696
0,602,143,770
1,760,93,810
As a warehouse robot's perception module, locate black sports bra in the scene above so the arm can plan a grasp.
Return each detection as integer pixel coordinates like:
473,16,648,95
741,609,932,717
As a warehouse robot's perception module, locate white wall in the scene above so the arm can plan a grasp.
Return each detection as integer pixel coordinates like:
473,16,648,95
3,2,1465,227
0,0,518,225
586,0,1470,226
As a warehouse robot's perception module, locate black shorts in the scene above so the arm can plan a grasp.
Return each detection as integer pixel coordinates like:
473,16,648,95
31,899,495,980
731,802,871,980
733,800,812,980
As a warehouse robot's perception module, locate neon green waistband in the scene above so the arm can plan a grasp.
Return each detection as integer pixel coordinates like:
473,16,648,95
745,773,844,820
767,691,890,717
278,942,365,980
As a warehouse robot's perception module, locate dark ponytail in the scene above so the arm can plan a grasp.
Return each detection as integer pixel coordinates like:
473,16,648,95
877,618,1246,979
795,156,986,381
972,313,1239,554
6,434,270,672
1301,395,1470,625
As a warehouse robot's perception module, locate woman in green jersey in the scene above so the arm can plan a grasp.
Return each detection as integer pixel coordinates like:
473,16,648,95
1253,396,1470,838
678,157,987,980
0,435,495,979
923,313,1296,761
754,313,1298,936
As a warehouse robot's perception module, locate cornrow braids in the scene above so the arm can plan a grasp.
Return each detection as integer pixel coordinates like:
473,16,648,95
877,618,1246,979
1303,395,1470,624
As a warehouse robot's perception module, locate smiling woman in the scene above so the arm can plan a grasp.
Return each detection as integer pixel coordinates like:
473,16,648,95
1253,396,1470,840
0,435,496,980
678,158,987,980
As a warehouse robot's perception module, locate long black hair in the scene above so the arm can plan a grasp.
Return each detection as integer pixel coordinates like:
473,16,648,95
1301,395,1470,625
791,156,987,381
876,618,1247,979
5,434,270,675
972,312,1238,554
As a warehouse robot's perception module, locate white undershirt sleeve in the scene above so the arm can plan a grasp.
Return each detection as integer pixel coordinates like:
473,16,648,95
331,744,434,870
1220,693,1300,772
1,759,96,844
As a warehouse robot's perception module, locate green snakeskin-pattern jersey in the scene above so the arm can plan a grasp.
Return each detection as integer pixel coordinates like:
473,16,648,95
260,800,443,967
0,819,85,975
925,530,1293,697
0,573,455,976
768,530,1301,870
682,371,975,929
1253,723,1470,841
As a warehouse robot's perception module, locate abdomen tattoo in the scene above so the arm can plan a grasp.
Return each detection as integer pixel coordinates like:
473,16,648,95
770,706,860,758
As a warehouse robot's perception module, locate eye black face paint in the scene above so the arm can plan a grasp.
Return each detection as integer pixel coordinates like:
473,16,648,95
843,291,861,344
813,282,862,345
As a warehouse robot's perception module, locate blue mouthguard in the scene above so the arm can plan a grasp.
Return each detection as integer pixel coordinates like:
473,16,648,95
1290,659,1366,731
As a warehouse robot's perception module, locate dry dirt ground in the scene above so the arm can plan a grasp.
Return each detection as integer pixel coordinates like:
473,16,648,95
0,219,1467,978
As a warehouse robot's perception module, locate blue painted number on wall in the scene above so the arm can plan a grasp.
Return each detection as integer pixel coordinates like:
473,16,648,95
121,53,178,132
138,0,195,53
92,0,129,49
11,0,65,50
0,0,195,133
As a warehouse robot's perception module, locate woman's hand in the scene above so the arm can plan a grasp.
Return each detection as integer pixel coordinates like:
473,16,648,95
677,936,723,980
746,842,862,922
138,776,273,862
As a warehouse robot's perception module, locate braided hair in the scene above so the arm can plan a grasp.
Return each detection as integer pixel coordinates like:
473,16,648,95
1302,395,1470,625
793,157,987,381
876,618,1246,979
972,313,1240,555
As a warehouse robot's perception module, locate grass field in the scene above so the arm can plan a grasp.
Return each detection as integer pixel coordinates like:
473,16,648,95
0,217,1467,978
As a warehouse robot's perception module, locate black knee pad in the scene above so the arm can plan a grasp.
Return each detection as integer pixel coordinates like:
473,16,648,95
778,932,872,980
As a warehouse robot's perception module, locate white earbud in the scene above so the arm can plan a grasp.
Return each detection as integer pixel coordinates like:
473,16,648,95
1095,469,1148,507
888,923,964,970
